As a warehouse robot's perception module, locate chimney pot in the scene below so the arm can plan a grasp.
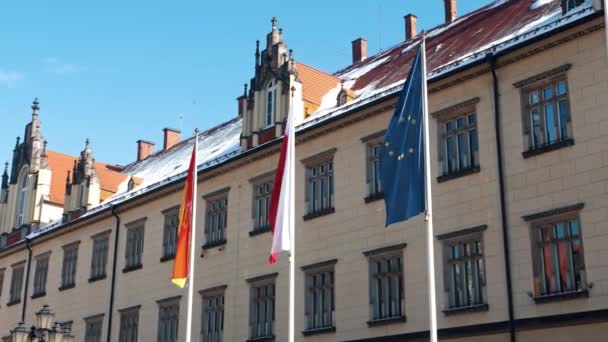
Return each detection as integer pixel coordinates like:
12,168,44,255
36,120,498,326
137,140,155,161
163,128,181,151
444,0,457,23
351,38,367,64
404,14,417,41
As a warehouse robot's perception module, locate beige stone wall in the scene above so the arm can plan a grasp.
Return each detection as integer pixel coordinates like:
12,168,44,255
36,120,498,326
0,17,607,342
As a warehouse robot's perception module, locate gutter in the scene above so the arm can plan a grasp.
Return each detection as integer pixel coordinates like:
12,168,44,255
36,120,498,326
107,205,121,342
487,52,516,342
21,238,33,322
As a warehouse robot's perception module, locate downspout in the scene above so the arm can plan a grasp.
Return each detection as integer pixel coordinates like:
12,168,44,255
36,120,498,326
107,205,120,342
487,53,516,342
22,238,33,322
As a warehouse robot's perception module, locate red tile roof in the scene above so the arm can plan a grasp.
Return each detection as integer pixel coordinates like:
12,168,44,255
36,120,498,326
295,62,340,106
46,150,127,205
336,0,566,95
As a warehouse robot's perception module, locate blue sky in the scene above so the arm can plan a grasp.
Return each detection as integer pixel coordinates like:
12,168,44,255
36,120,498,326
0,0,493,168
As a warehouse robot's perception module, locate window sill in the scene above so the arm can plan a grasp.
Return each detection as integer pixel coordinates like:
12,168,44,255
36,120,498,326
302,326,336,336
437,166,480,183
160,255,175,263
246,336,275,342
122,264,142,273
364,192,384,203
522,138,574,159
58,284,75,291
366,316,406,327
6,299,21,307
303,208,335,221
202,239,227,250
31,292,46,299
249,227,271,237
88,274,107,283
533,289,589,303
443,303,489,315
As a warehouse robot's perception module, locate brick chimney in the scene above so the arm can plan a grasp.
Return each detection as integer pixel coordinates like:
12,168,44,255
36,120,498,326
137,140,155,161
404,14,417,41
445,0,457,23
351,38,367,64
163,128,181,151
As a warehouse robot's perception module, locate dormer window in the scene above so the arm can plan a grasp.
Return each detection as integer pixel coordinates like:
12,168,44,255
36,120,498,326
562,0,584,13
16,170,28,226
265,81,277,128
338,92,348,106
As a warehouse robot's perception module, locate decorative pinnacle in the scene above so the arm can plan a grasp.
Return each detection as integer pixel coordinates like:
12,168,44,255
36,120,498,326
271,17,278,29
3,162,8,173
243,83,248,96
32,98,40,118
85,138,90,148
43,140,48,152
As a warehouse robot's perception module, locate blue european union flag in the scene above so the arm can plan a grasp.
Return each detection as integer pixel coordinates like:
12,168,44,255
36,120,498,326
380,45,426,227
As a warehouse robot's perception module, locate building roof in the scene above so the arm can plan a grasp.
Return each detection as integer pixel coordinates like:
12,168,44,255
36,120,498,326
23,0,600,242
45,150,127,205
335,0,586,98
295,62,341,106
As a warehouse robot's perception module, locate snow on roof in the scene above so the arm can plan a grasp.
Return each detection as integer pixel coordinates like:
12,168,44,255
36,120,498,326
23,0,599,242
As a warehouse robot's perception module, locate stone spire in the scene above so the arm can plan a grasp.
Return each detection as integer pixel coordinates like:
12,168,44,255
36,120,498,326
40,140,49,169
255,40,261,67
1,162,8,190
31,98,40,119
29,98,43,173
65,170,72,195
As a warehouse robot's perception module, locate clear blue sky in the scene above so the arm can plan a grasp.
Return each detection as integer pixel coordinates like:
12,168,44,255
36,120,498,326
0,0,493,168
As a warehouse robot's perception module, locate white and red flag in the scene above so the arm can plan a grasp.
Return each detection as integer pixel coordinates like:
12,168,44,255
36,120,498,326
268,99,296,264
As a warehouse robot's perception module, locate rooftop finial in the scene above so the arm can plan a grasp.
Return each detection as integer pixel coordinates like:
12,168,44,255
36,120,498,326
271,17,278,29
255,40,260,66
32,98,40,118
243,83,248,96
85,138,90,148
43,140,48,152
2,162,9,189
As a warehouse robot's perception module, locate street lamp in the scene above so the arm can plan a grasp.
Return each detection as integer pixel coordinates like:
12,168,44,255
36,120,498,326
11,306,75,342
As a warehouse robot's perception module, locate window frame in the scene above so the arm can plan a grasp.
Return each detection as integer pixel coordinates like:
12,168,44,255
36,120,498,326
161,206,180,261
8,262,25,306
363,244,407,326
247,273,278,340
119,305,140,342
60,242,80,290
438,226,488,314
157,296,181,342
523,203,588,302
84,314,104,342
249,172,275,236
514,64,574,157
361,131,385,203
203,188,230,249
16,168,29,227
265,81,278,128
32,252,51,298
301,260,337,335
200,285,226,342
301,148,337,220
124,218,146,272
90,231,110,282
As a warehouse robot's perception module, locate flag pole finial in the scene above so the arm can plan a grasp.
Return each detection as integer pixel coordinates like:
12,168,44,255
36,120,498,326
194,128,200,135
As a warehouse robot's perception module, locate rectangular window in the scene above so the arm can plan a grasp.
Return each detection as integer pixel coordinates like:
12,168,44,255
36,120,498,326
564,0,584,12
201,287,225,342
440,230,487,310
530,214,586,298
61,243,79,289
305,157,335,217
525,80,571,150
162,210,179,259
125,225,145,270
252,180,273,233
204,195,228,247
8,263,24,304
366,247,405,323
303,261,336,332
119,306,140,342
91,234,109,280
84,315,104,342
440,113,479,176
157,297,180,342
32,253,50,297
248,275,276,340
0,268,4,299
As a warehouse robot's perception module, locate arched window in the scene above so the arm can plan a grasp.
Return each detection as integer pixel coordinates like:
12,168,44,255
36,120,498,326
338,92,348,106
265,81,277,128
16,170,28,226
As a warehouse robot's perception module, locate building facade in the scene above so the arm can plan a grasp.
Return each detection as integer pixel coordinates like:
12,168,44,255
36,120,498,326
1,0,608,341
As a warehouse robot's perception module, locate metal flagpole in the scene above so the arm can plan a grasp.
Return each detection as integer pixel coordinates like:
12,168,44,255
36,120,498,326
185,129,199,342
288,87,296,342
421,35,438,342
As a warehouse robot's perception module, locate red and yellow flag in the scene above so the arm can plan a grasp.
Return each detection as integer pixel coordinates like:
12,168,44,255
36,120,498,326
171,141,197,288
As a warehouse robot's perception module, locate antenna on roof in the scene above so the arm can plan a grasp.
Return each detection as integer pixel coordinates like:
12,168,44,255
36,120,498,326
178,113,184,133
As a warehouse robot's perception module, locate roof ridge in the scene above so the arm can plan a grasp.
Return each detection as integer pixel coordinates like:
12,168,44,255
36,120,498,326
47,149,124,172
295,61,341,81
